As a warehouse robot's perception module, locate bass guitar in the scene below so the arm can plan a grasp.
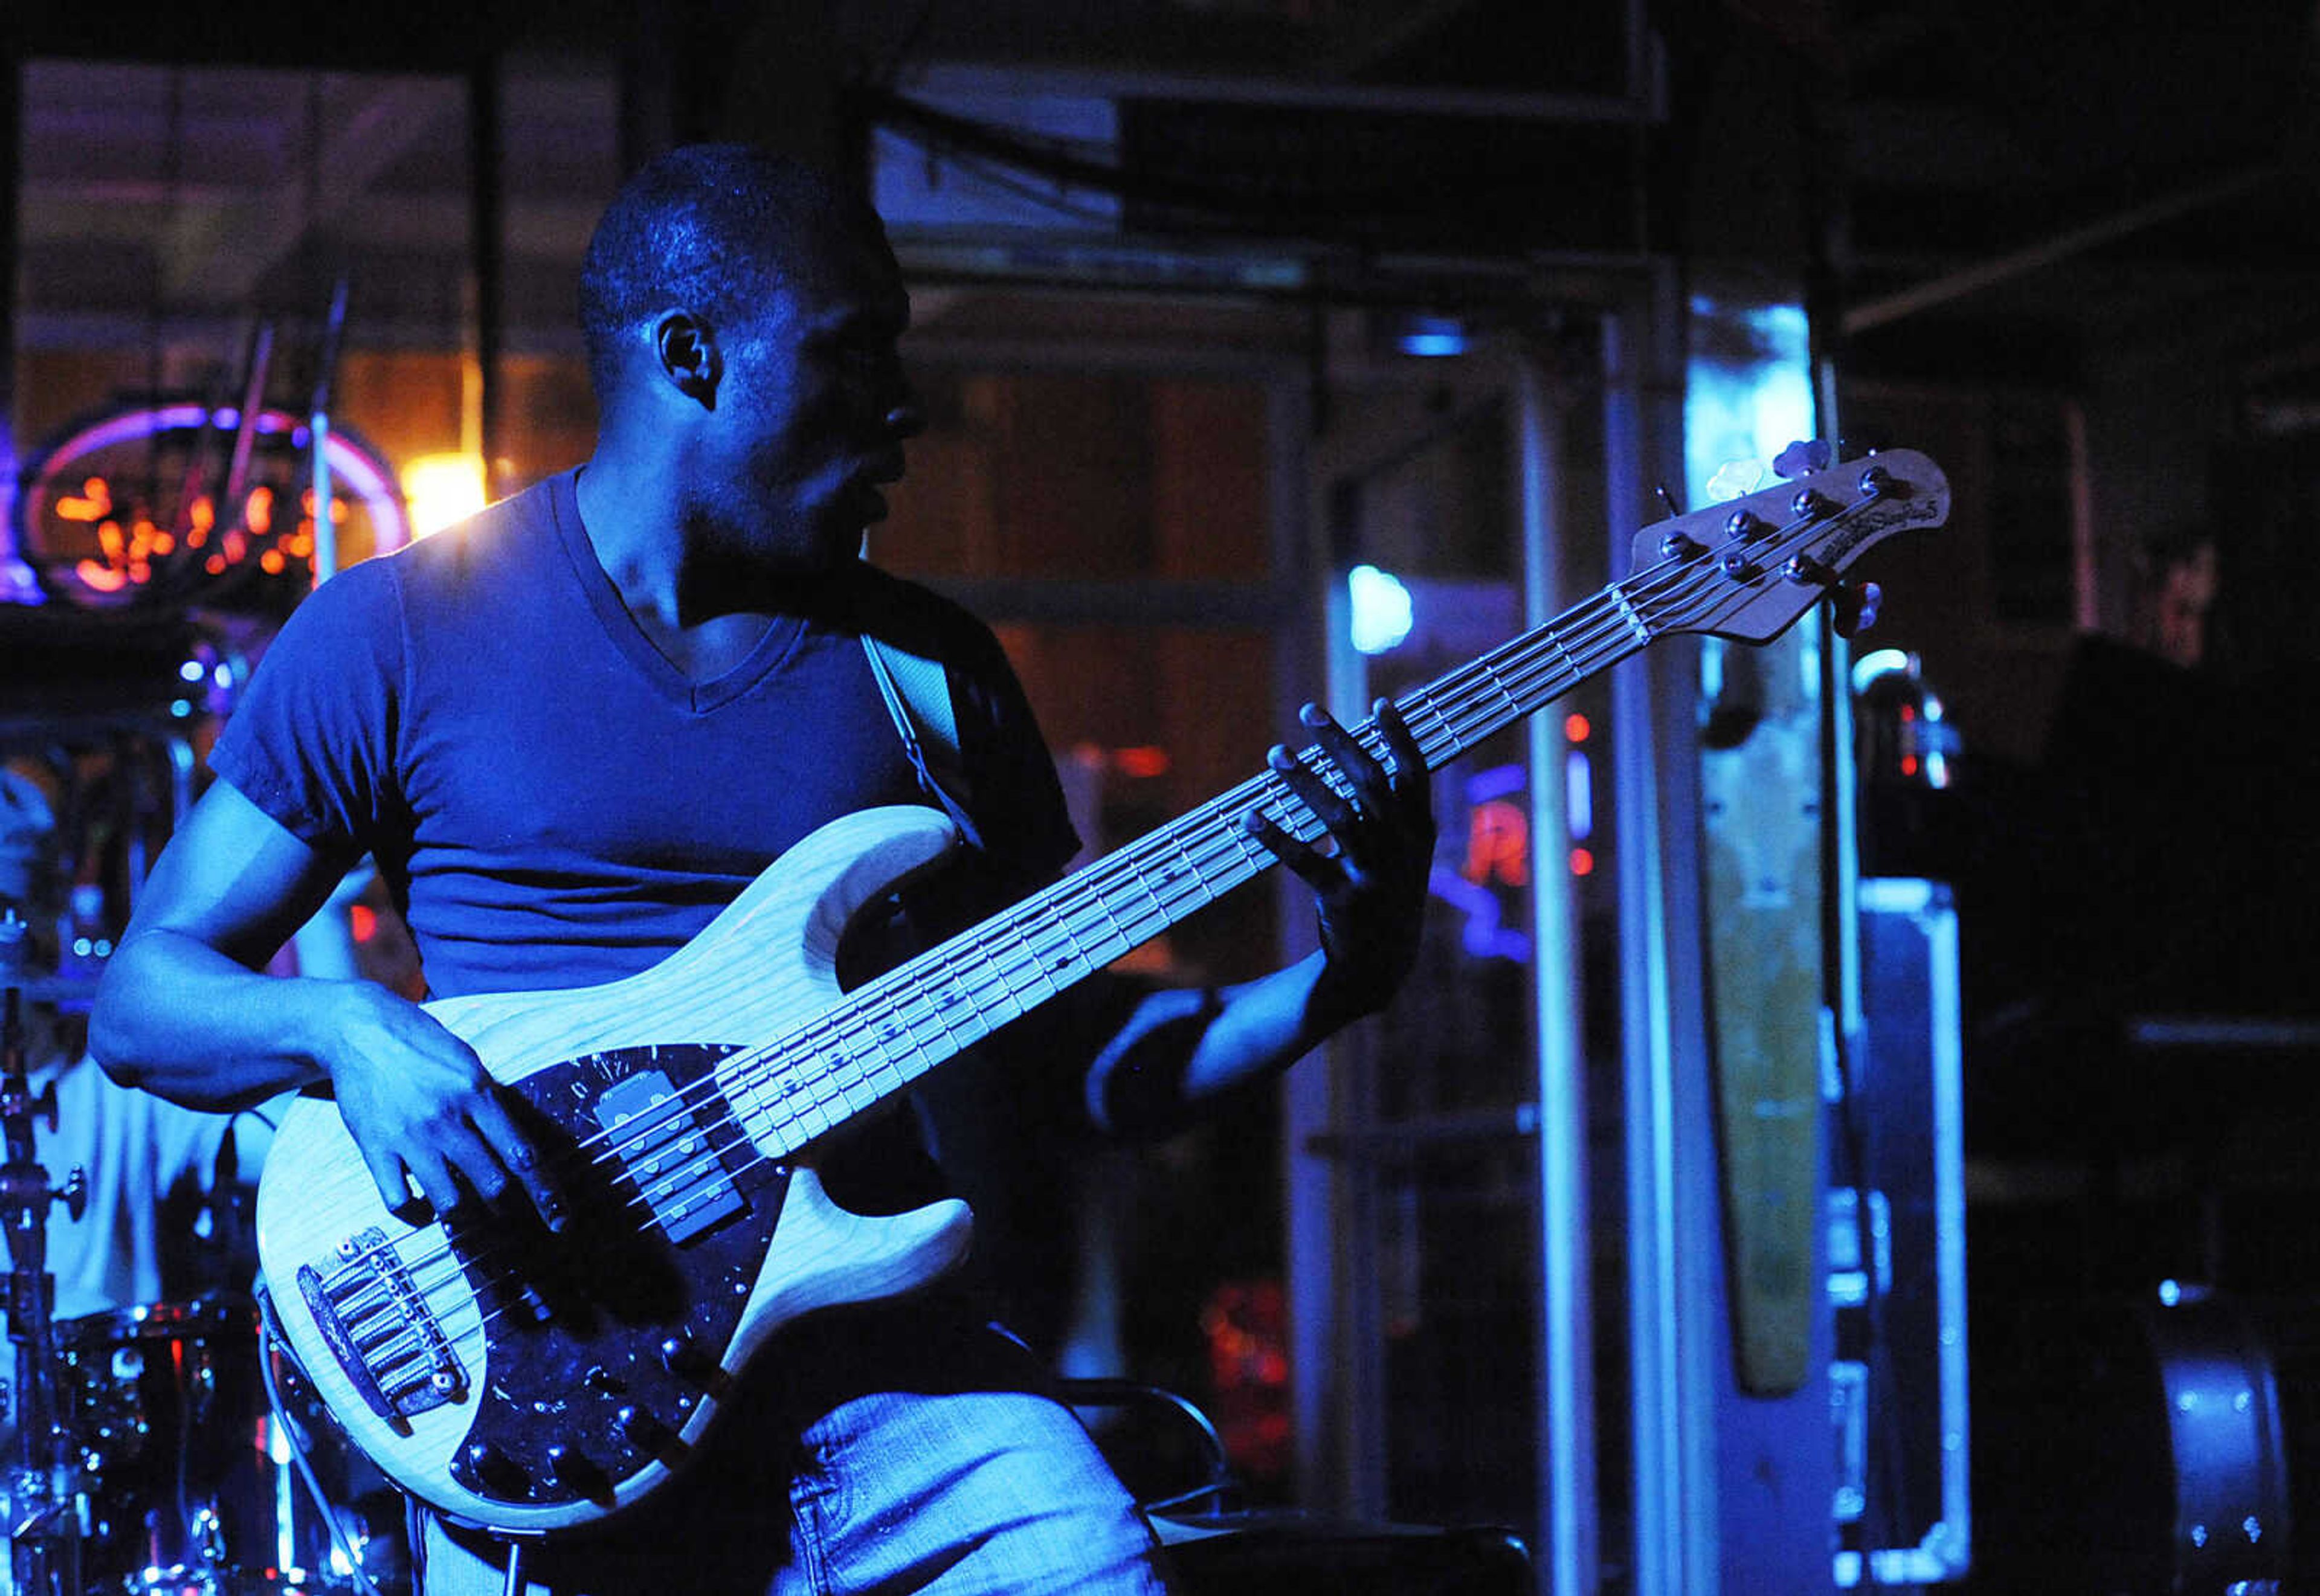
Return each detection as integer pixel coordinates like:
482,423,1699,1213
254,446,1949,1533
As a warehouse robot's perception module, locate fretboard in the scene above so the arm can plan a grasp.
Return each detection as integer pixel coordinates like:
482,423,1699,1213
717,540,1727,1157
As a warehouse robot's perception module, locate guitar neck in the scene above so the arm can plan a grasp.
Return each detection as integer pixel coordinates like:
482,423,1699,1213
724,565,1666,1159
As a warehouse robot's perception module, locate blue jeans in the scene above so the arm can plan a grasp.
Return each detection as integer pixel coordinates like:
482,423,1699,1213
416,1307,1173,1595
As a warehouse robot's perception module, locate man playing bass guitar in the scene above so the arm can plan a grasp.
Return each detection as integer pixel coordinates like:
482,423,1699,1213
90,144,1436,1596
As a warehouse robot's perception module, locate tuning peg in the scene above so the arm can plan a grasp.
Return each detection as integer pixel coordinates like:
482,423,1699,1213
59,1166,87,1222
1831,581,1882,639
1773,439,1832,479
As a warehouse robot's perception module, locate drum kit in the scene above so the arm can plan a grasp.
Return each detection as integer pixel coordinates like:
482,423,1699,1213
2,915,403,1596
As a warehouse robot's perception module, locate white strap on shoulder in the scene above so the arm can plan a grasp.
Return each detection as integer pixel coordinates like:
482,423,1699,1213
861,633,963,797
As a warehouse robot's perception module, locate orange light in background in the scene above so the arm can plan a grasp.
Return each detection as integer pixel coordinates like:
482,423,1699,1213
1569,846,1596,877
349,905,378,944
401,453,488,539
1564,711,1591,743
1112,745,1171,779
245,484,274,535
1464,798,1530,887
57,478,111,521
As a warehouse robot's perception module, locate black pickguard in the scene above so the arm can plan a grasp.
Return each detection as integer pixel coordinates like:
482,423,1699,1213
444,1043,790,1510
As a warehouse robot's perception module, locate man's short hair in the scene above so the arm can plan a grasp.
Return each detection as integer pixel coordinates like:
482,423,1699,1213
578,144,877,396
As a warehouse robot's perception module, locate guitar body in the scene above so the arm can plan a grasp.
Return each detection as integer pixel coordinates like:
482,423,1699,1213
255,805,978,1534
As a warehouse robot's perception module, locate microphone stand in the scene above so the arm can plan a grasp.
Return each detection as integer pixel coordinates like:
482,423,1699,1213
1,910,88,1596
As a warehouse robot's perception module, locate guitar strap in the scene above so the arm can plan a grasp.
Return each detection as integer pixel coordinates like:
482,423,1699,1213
860,634,982,848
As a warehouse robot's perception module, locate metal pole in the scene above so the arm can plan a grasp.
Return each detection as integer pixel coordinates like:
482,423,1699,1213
0,50,37,603
468,54,503,501
1519,351,1598,1595
1611,268,1720,1596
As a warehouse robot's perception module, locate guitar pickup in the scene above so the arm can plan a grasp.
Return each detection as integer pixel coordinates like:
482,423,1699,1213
594,1069,744,1245
299,1226,468,1430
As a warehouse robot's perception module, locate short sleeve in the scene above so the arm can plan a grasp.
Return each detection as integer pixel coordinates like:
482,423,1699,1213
207,559,407,854
952,626,1080,895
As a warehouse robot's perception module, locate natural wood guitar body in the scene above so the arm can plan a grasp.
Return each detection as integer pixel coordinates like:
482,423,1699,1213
256,805,977,1533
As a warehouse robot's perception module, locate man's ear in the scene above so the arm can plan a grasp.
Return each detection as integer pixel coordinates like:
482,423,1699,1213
654,312,721,409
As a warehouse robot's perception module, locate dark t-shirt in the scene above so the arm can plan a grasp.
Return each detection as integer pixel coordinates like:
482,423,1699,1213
212,468,1078,1000
214,469,1095,1228
216,473,1120,1582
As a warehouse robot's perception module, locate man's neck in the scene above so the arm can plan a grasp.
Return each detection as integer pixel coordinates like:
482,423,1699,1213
573,455,781,683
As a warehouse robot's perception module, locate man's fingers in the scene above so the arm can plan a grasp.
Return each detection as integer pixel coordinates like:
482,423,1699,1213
470,1091,568,1231
400,1147,466,1218
361,1145,418,1217
1243,809,1338,889
1372,700,1432,821
1267,744,1356,840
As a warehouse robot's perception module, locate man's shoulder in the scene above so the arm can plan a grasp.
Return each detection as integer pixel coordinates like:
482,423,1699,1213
842,562,1007,675
386,471,570,597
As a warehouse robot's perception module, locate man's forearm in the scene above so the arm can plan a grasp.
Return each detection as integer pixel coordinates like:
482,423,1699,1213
1084,950,1362,1137
91,928,342,1110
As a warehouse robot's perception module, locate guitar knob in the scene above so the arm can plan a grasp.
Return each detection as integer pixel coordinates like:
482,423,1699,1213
1725,510,1766,542
1791,489,1834,520
545,1443,608,1495
616,1403,672,1449
463,1441,528,1497
1857,465,1892,499
1784,553,1831,585
1659,533,1700,560
659,1333,713,1380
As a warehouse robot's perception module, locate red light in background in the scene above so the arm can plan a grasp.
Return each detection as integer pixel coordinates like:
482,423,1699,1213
1900,756,1919,777
350,905,378,944
1113,745,1171,779
1570,846,1596,877
1564,712,1591,744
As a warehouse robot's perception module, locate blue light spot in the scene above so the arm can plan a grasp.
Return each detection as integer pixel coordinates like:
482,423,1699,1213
1348,564,1414,655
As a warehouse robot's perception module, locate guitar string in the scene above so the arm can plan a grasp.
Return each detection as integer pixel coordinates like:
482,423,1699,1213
559,503,1761,1171
569,487,1866,1188
313,486,1887,1370
311,487,1863,1363
302,539,1730,1378
314,485,1867,1382
325,537,1867,1407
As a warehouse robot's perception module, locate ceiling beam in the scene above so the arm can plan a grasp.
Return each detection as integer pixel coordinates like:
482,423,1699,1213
1842,165,2282,335
161,76,460,309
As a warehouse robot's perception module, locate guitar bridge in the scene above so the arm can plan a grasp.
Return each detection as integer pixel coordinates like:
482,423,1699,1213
299,1226,468,1431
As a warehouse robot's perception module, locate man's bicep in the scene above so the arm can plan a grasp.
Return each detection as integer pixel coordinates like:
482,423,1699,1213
122,779,358,968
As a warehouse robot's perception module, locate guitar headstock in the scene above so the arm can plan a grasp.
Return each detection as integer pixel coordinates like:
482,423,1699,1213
1627,448,1948,644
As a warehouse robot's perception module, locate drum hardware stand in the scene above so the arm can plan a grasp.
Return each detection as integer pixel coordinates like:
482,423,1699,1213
1,909,90,1596
256,1284,395,1596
